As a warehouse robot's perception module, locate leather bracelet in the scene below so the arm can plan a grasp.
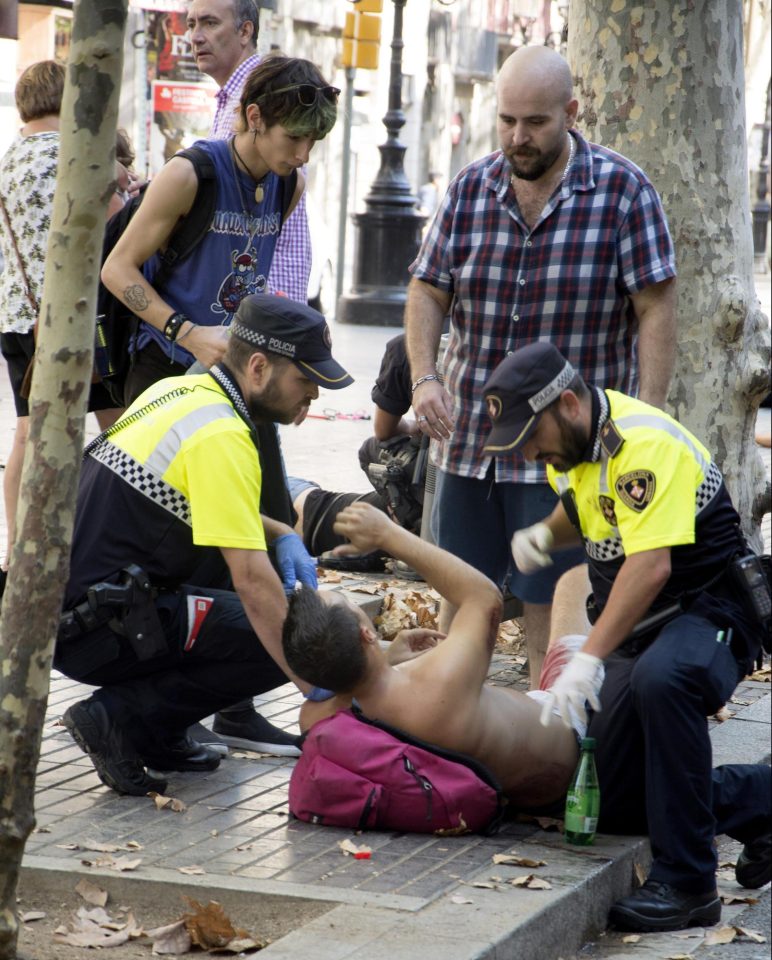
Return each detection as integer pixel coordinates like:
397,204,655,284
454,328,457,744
163,311,188,343
411,373,441,394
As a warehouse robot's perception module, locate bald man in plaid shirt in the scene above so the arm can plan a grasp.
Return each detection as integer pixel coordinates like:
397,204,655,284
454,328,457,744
188,0,311,303
406,46,676,685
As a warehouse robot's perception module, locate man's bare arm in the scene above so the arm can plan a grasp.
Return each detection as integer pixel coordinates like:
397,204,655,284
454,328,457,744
404,277,455,440
221,546,311,695
101,157,229,369
631,278,677,409
334,503,501,648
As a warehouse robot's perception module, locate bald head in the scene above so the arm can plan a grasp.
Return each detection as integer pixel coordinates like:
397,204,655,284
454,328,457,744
497,46,573,107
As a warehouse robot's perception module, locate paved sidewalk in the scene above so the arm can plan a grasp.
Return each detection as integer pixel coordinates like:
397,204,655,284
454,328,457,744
24,643,770,959
5,272,771,956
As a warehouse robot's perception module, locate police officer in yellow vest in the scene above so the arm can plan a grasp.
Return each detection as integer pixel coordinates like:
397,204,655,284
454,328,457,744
56,295,353,797
483,342,770,934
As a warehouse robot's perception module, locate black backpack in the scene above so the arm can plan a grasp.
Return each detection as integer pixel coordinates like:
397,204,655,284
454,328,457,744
93,146,297,407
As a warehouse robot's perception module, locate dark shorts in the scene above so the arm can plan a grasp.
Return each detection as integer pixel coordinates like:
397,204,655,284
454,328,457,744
433,466,585,604
124,339,188,407
301,488,384,555
1,331,118,417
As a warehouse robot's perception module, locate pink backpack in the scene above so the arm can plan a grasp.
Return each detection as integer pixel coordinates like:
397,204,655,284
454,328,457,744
289,707,505,834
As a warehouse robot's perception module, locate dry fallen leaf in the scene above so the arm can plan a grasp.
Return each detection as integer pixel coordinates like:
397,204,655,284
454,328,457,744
182,898,251,951
148,792,187,813
535,816,563,832
113,856,142,872
718,889,759,905
748,664,770,682
525,877,552,890
664,954,694,960
178,865,205,876
20,912,46,923
634,862,647,886
703,926,736,945
622,934,640,944
470,881,498,890
52,907,142,949
344,583,382,595
450,894,474,905
210,935,266,954
492,853,546,868
734,926,766,943
230,750,273,760
712,706,733,723
146,919,191,956
434,815,470,837
506,874,553,890
75,878,109,907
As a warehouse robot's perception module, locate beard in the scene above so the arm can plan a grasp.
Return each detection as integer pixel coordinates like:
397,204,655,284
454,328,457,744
543,408,589,472
246,378,298,425
508,135,567,182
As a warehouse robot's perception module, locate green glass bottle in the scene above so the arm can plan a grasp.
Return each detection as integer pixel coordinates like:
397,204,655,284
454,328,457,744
564,736,600,846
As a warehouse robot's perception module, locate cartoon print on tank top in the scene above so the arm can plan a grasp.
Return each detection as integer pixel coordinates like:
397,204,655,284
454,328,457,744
211,237,267,316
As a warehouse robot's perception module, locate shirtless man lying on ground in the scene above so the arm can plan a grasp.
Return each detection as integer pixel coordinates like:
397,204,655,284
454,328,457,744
282,501,591,810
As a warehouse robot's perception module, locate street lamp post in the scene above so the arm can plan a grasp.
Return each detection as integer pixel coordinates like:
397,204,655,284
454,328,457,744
752,78,771,270
336,0,426,325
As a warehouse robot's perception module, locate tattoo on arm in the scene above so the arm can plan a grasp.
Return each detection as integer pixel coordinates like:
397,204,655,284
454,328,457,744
124,284,150,313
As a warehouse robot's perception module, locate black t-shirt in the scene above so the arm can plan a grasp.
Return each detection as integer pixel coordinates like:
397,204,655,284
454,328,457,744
371,335,411,416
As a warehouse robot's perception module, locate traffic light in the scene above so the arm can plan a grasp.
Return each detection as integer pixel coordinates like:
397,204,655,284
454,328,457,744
342,0,382,71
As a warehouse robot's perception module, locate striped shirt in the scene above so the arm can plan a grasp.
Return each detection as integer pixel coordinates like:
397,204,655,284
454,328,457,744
210,53,311,303
410,130,676,484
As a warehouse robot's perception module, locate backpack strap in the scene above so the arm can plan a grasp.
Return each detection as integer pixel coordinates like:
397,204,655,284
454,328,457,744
279,168,298,225
154,145,217,288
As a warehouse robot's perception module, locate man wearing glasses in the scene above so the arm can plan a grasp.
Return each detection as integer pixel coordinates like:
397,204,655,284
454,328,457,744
187,0,313,307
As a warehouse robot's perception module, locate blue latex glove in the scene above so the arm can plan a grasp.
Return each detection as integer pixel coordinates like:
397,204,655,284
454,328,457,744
304,686,336,702
274,532,318,593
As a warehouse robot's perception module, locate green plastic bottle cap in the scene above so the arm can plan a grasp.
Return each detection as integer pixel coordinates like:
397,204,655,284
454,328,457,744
581,737,596,749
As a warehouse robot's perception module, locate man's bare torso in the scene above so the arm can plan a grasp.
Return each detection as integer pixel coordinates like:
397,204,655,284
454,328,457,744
353,660,578,808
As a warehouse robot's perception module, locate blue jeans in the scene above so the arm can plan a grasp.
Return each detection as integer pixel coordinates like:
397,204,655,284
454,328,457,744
432,466,585,603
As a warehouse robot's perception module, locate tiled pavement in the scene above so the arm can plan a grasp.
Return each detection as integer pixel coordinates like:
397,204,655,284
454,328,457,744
6,272,772,956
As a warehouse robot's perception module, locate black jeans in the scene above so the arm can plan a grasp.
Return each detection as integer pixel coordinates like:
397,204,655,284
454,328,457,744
56,583,288,750
588,611,771,893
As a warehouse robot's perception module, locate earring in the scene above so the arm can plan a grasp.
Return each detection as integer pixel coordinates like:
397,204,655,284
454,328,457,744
252,128,258,144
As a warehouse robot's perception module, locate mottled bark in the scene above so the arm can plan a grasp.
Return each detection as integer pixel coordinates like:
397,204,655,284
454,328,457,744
569,0,770,546
0,2,126,957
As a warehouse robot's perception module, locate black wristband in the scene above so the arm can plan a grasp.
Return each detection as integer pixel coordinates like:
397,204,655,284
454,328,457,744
163,312,188,343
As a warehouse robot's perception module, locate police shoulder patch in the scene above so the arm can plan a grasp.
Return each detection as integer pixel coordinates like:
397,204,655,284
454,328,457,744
615,470,656,512
600,419,625,458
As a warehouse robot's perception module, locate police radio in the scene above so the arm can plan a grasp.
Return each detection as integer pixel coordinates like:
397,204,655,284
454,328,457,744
731,553,771,648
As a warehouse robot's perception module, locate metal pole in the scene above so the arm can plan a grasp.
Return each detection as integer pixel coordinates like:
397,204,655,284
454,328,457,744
752,78,771,268
335,66,356,309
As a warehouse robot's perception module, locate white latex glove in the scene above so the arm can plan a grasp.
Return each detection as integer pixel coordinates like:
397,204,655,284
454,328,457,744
539,651,603,730
511,522,554,573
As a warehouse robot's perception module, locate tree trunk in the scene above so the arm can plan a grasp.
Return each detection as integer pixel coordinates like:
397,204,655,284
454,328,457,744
568,0,771,547
0,2,126,956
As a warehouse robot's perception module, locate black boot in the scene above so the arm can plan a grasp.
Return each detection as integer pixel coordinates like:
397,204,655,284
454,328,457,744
735,830,772,889
63,698,167,796
609,880,721,933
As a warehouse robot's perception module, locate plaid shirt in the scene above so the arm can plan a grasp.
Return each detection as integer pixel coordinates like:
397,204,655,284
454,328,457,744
410,130,676,484
209,53,311,303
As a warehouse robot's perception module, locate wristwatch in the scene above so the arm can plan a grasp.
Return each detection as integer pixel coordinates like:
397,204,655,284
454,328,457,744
163,311,189,343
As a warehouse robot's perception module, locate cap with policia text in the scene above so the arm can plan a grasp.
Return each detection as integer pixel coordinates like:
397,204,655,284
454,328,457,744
483,342,576,453
230,294,354,389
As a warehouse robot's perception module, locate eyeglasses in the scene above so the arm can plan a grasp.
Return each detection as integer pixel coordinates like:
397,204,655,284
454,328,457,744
259,83,341,107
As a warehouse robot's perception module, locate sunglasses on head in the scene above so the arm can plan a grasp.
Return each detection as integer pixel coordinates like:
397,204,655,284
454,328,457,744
260,83,341,107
